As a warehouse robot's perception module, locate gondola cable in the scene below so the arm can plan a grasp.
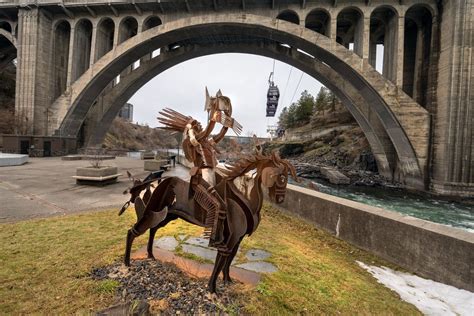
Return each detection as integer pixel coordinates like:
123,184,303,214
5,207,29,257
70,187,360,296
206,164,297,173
280,66,293,107
289,71,304,107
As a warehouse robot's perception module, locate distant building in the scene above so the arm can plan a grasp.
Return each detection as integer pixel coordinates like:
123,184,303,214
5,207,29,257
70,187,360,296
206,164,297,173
118,103,134,122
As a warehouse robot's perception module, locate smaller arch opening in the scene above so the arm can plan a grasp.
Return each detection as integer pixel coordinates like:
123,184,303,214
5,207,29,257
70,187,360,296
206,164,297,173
143,16,162,31
0,21,12,32
369,6,398,81
96,18,115,60
53,20,71,99
403,5,433,107
337,7,363,57
72,19,93,81
119,17,138,44
277,10,300,25
305,9,330,36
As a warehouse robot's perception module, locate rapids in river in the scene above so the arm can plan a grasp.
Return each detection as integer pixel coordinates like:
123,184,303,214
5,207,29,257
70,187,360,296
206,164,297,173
295,177,474,233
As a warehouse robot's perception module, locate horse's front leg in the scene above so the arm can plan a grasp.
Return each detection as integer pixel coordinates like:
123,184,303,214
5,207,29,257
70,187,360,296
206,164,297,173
147,226,159,260
124,213,158,266
124,228,139,266
146,214,178,260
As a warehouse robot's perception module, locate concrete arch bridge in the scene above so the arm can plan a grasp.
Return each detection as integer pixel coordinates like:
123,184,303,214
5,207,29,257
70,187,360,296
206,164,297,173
0,0,472,196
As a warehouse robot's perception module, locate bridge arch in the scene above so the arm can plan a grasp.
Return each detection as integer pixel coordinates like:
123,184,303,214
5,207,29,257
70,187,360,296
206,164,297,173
336,7,364,56
403,4,434,108
95,18,115,61
305,8,331,37
369,5,399,81
0,21,12,33
52,20,71,99
143,16,162,31
0,28,17,72
72,19,93,81
277,10,300,25
52,14,429,189
86,44,396,179
118,16,139,44
0,28,16,48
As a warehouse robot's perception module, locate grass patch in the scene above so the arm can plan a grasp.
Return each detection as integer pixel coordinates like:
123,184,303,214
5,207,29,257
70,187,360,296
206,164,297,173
96,280,120,294
0,209,147,314
0,205,420,314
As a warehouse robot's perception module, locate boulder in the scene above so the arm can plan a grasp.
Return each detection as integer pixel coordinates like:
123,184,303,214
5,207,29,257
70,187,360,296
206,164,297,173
320,167,350,185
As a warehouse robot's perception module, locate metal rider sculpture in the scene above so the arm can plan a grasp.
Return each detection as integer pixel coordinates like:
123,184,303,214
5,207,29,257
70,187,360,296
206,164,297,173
158,88,242,249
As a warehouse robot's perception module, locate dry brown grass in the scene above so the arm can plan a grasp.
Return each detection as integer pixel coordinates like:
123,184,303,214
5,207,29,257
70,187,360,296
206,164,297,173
0,206,419,314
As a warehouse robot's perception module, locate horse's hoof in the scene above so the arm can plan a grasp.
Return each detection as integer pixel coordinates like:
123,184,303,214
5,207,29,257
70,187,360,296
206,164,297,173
224,277,234,285
147,254,156,260
205,292,219,301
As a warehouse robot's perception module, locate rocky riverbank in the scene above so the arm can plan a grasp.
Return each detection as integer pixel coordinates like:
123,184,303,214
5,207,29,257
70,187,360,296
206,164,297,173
292,161,400,188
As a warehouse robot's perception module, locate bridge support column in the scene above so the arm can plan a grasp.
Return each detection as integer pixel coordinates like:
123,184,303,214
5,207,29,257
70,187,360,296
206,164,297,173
431,0,474,197
66,26,75,88
14,8,53,135
89,25,97,66
395,15,404,87
361,17,370,60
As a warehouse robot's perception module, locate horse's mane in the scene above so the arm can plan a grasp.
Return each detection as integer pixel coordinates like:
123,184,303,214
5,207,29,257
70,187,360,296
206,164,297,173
223,152,298,181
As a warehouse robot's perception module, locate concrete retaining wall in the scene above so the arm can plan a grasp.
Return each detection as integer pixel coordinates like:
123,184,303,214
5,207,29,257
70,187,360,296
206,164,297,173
271,184,474,292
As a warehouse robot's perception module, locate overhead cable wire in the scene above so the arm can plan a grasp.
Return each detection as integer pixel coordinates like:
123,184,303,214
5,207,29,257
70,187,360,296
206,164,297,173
289,71,304,107
280,66,293,107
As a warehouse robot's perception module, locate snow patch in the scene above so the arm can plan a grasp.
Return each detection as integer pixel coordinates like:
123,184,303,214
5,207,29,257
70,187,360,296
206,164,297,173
357,261,474,316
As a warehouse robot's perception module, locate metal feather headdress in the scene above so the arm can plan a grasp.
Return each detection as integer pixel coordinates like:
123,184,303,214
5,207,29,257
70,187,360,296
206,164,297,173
157,108,195,133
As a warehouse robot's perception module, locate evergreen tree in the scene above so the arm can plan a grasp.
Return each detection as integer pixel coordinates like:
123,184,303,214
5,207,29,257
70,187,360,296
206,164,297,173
314,87,329,116
278,107,288,129
293,90,315,125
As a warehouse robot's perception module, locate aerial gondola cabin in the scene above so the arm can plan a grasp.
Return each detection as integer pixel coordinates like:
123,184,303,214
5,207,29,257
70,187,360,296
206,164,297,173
266,73,280,117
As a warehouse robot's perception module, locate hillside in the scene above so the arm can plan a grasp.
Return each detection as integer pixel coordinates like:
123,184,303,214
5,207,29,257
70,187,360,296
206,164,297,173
266,90,387,186
102,118,179,151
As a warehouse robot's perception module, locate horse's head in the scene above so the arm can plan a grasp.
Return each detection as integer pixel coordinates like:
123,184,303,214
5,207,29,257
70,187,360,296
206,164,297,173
261,152,298,204
118,171,163,215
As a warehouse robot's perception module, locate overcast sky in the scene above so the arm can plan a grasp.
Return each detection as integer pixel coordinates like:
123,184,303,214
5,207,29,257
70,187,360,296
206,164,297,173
129,53,323,137
129,49,383,137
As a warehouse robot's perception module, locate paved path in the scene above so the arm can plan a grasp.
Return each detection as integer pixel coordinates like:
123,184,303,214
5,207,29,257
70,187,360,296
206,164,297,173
0,157,187,223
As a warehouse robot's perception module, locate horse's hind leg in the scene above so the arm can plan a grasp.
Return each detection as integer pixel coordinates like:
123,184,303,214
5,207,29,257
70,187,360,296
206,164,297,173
222,239,242,284
208,251,228,293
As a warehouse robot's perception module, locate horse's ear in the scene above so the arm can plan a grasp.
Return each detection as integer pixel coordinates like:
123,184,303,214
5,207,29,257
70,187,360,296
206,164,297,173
205,86,211,111
216,89,223,97
286,160,300,182
127,171,132,179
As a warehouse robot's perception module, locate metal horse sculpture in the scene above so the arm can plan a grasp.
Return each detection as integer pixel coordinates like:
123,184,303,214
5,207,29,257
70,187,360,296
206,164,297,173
120,89,297,293
121,151,297,293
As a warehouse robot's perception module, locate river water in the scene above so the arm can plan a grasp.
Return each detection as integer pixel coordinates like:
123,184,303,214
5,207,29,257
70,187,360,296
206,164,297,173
295,178,474,233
